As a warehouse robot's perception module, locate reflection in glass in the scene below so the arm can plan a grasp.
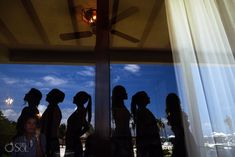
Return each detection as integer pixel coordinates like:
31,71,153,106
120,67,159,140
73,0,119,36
0,64,95,157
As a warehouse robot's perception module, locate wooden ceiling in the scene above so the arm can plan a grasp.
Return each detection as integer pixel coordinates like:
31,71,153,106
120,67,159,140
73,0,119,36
0,0,170,63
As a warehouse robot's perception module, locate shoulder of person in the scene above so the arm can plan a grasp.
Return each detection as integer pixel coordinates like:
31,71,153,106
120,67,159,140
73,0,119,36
67,112,77,121
21,106,30,113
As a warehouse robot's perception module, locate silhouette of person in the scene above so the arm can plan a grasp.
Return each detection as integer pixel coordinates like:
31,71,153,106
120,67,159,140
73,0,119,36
40,89,65,157
111,85,134,157
166,93,198,157
16,88,42,137
65,91,92,157
131,91,163,157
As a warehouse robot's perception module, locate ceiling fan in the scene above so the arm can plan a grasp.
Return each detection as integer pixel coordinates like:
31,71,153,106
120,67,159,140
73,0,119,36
60,6,140,43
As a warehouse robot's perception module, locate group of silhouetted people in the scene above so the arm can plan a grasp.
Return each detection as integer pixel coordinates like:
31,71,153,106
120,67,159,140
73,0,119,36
13,86,195,157
13,88,92,157
111,85,195,157
111,86,163,157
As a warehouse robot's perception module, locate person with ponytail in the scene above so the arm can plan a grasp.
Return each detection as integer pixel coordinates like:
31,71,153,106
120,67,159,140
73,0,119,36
40,88,65,157
65,91,92,157
111,85,134,157
16,88,42,137
131,91,163,157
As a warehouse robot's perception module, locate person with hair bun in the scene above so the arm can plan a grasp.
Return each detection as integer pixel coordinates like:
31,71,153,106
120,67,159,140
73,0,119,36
131,91,163,157
16,88,42,137
40,89,65,157
65,91,92,157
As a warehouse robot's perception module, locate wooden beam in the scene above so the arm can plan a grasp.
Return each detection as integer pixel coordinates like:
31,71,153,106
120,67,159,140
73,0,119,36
6,45,173,64
94,0,110,155
21,0,50,44
8,46,95,64
110,48,173,63
0,19,18,43
8,47,234,65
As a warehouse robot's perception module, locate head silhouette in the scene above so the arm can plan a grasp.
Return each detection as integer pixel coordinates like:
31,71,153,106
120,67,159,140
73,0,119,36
24,88,42,107
112,85,128,107
131,91,150,122
73,91,90,106
73,91,92,123
46,89,65,105
166,93,181,115
132,91,150,107
166,93,183,127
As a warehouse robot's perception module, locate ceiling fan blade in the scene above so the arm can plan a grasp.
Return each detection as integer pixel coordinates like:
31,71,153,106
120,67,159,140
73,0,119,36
111,29,139,43
60,31,93,40
111,0,119,26
138,0,164,47
111,7,139,25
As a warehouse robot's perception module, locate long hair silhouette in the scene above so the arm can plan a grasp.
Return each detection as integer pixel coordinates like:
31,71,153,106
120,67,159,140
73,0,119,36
65,91,92,157
131,91,163,157
74,91,92,123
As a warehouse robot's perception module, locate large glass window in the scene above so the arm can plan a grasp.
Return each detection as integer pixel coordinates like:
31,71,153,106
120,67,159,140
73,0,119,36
0,64,95,156
110,64,177,156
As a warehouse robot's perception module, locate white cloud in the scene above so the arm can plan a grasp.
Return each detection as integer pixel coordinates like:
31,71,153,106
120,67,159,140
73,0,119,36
1,77,44,87
212,132,228,137
38,104,47,116
23,79,43,87
124,64,140,73
43,76,67,86
1,77,19,85
39,88,50,92
113,75,120,83
77,67,95,77
2,109,20,121
85,81,95,88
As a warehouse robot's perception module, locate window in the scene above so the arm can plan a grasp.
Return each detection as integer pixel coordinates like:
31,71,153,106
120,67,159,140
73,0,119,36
0,64,95,156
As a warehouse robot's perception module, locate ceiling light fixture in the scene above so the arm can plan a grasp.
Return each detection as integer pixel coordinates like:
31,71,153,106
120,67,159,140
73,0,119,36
82,8,97,25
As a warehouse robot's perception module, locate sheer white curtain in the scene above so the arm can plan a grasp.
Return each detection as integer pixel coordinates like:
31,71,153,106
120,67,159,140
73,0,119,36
165,0,235,157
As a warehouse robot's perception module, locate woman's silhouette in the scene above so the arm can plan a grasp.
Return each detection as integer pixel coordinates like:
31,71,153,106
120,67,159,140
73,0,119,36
111,85,133,157
41,88,65,157
131,91,163,157
166,93,198,157
16,88,42,137
65,91,92,157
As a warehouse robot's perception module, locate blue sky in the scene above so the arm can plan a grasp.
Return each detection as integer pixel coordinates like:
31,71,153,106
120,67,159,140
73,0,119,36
0,64,96,124
111,64,178,119
1,63,234,137
0,64,177,135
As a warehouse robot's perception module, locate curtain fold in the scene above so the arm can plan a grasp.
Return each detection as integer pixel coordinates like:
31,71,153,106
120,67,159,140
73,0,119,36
165,0,235,157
